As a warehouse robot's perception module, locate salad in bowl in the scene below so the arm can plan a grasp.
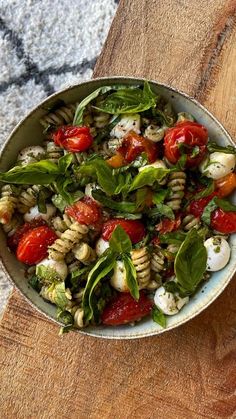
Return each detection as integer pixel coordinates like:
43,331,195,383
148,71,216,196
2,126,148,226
0,79,235,336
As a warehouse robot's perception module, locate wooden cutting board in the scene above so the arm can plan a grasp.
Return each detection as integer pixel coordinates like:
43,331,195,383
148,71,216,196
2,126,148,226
1,1,236,417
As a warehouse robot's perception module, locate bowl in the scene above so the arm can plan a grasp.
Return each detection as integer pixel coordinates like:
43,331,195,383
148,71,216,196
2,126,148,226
0,76,235,339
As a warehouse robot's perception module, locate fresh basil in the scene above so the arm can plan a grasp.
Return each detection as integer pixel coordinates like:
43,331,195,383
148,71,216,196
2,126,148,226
122,254,139,300
95,115,120,144
28,275,42,292
59,325,75,335
152,189,169,204
92,190,137,213
174,229,207,294
82,250,116,321
54,282,70,310
194,180,214,200
70,266,91,291
37,187,51,213
171,154,187,171
114,213,142,220
94,81,156,115
78,158,118,195
215,197,236,212
159,231,186,245
109,225,132,254
201,198,218,225
57,310,74,325
58,153,73,172
148,204,175,220
207,141,236,155
0,160,61,185
129,167,170,192
152,305,166,328
36,265,61,284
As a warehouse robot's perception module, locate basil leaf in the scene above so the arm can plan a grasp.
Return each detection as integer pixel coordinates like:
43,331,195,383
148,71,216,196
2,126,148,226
215,198,236,212
159,231,186,245
148,204,175,220
78,159,116,195
129,167,170,192
174,229,207,294
57,310,74,325
58,153,73,172
95,115,120,144
28,275,42,292
152,305,166,328
73,85,116,126
94,81,156,114
37,187,51,213
207,141,236,155
114,213,142,220
152,189,169,204
109,225,132,254
201,197,218,225
92,190,137,213
0,160,60,185
82,250,116,321
54,282,70,310
70,266,91,291
122,254,139,300
194,180,214,200
171,154,187,171
36,265,62,284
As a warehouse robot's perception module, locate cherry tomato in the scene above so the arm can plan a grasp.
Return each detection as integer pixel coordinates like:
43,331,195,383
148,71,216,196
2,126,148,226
7,219,47,252
155,215,181,234
189,192,218,217
66,196,101,226
106,152,125,168
101,291,153,325
16,226,57,265
53,125,93,152
118,131,158,163
164,121,208,168
211,209,236,234
215,173,236,198
102,219,146,244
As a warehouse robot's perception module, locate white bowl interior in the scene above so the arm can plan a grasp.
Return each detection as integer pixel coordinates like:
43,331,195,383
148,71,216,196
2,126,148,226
0,77,235,339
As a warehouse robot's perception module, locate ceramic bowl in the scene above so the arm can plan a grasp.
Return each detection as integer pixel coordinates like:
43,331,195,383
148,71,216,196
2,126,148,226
0,77,235,339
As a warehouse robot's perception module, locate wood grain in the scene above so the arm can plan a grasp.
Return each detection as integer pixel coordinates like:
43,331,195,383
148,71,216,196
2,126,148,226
1,1,236,418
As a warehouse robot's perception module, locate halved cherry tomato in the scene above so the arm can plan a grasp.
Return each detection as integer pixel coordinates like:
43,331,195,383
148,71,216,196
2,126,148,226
118,131,158,163
164,121,208,168
155,215,181,234
215,173,236,198
106,152,125,168
53,125,93,152
211,209,236,234
102,219,146,244
101,291,153,325
7,219,47,252
16,226,57,265
66,196,101,226
189,192,218,217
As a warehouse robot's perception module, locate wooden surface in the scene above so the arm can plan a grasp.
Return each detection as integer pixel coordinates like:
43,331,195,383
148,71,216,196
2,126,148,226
1,1,236,417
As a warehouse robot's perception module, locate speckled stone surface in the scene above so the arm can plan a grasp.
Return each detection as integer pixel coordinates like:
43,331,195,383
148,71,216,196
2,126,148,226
0,0,118,316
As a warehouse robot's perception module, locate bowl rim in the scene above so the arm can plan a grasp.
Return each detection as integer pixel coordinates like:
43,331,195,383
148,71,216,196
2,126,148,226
0,75,235,340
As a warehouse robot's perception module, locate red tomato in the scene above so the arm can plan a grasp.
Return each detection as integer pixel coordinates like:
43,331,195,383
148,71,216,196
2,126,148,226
164,121,208,168
211,209,236,234
155,215,181,234
66,196,101,226
16,226,57,265
7,219,47,252
53,125,93,152
215,173,236,198
189,192,217,217
101,291,153,325
118,131,158,163
102,219,146,244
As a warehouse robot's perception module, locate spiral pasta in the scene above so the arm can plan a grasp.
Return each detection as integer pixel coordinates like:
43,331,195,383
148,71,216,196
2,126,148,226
18,185,42,213
182,214,201,231
73,307,85,328
166,171,186,211
51,214,73,235
167,244,179,254
151,246,165,273
44,141,63,163
73,242,96,265
0,185,18,224
40,103,77,128
3,215,22,236
131,247,151,289
48,222,88,261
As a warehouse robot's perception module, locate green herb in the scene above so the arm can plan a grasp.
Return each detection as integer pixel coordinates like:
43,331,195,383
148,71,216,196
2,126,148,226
129,167,170,192
36,265,61,284
207,141,236,155
58,153,74,172
109,225,132,254
174,229,207,295
148,204,175,220
191,145,200,158
95,115,120,144
28,275,42,292
152,305,166,328
0,160,61,185
171,154,187,171
215,197,236,212
92,190,137,213
94,81,156,115
78,158,119,196
37,187,51,213
114,213,142,220
194,180,214,200
57,310,74,325
159,231,186,245
122,254,139,300
164,281,181,294
201,198,218,225
152,189,169,204
53,282,70,310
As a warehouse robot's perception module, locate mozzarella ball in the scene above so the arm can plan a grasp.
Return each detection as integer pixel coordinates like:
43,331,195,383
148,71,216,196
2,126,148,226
36,258,68,281
138,159,167,172
154,286,189,315
110,114,141,139
95,238,110,256
204,237,231,271
17,146,45,165
110,260,129,292
199,152,235,180
24,204,56,222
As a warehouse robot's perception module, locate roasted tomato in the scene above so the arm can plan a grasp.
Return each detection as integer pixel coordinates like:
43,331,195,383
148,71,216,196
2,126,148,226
211,209,236,234
7,219,47,252
164,121,208,167
155,215,181,234
106,152,125,168
215,173,236,198
102,219,146,244
118,130,158,163
66,196,101,226
101,291,153,325
189,192,218,217
16,226,57,265
53,125,93,152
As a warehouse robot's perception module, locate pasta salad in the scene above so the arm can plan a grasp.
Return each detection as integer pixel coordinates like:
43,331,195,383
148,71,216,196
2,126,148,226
0,82,236,333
